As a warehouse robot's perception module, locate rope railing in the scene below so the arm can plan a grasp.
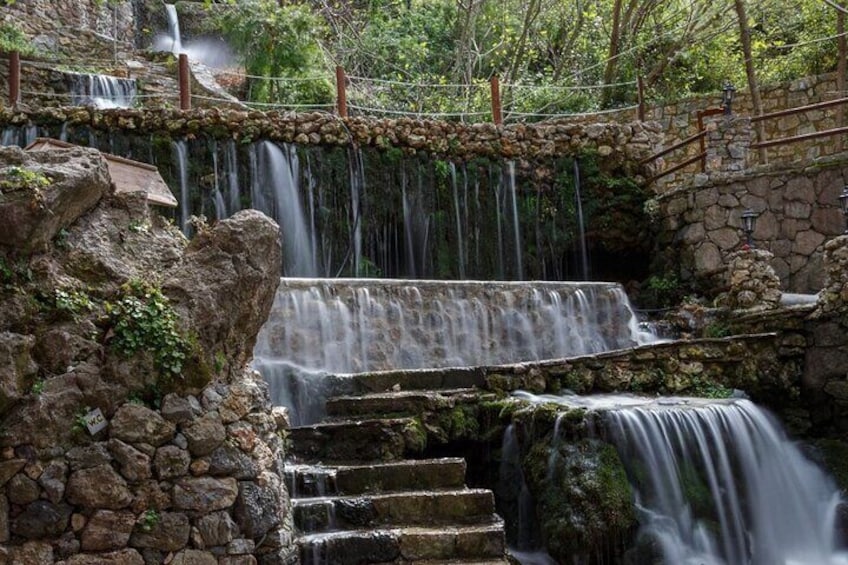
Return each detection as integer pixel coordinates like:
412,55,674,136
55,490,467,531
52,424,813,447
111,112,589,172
5,50,646,123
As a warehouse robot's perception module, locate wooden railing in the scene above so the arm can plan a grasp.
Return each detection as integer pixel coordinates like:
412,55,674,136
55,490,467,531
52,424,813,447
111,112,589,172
750,96,848,152
640,107,723,184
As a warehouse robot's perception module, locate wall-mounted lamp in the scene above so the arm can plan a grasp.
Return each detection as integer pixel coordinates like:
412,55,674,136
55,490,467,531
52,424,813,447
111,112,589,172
741,208,758,247
840,186,848,234
722,82,736,116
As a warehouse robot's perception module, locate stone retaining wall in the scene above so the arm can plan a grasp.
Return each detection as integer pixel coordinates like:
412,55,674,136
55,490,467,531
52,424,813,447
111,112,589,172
2,0,136,61
0,107,659,166
645,73,847,189
653,153,848,293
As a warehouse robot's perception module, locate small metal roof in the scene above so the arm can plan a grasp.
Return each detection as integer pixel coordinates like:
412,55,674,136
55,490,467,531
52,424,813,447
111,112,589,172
25,137,178,208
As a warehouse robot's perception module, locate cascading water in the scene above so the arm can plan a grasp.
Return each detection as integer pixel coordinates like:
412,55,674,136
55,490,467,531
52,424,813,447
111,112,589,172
514,393,848,565
154,2,234,68
256,141,318,277
67,72,136,109
607,398,847,565
253,279,655,424
173,140,191,235
573,159,590,280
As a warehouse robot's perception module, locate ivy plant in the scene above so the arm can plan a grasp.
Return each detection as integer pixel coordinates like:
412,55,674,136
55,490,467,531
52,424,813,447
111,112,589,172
106,280,190,381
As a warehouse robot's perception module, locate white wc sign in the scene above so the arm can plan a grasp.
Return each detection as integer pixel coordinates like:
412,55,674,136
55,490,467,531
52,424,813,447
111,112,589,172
84,408,107,435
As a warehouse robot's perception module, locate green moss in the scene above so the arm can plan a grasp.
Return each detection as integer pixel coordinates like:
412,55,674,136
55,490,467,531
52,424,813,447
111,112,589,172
523,436,636,562
403,418,428,454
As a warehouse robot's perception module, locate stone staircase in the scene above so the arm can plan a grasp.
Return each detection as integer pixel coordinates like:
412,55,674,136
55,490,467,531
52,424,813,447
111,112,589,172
285,369,509,564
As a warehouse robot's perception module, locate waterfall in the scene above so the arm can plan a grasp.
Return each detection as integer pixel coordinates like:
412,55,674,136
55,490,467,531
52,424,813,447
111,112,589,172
573,159,590,280
253,279,655,423
161,3,182,55
605,398,848,565
507,161,524,280
67,72,136,109
173,140,191,235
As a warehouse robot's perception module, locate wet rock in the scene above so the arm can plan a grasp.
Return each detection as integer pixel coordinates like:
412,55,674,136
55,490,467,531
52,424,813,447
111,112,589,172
153,444,190,479
7,473,40,504
11,500,72,539
38,459,68,503
161,393,200,424
80,510,136,551
0,459,26,487
110,404,176,447
164,210,282,377
0,145,109,252
65,548,144,564
208,444,260,479
109,439,152,482
171,548,218,565
6,540,54,564
129,511,190,551
184,412,226,456
67,443,112,471
173,476,238,512
66,464,133,509
0,332,38,415
196,510,239,547
235,473,282,538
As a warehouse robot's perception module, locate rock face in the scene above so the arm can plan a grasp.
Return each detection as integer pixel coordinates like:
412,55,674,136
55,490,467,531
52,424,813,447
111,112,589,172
0,148,295,562
718,248,782,310
0,146,110,252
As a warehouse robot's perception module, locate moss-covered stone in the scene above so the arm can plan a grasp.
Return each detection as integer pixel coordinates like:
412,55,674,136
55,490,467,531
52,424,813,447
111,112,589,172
522,436,636,563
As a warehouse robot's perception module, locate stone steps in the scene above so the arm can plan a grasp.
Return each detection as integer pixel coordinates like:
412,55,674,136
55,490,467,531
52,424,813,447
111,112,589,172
286,458,468,497
325,388,484,419
288,417,425,463
298,523,505,564
341,367,488,396
293,488,497,533
289,373,507,563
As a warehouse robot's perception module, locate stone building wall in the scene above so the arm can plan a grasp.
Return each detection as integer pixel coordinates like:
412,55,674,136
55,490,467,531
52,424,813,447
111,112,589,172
653,153,848,294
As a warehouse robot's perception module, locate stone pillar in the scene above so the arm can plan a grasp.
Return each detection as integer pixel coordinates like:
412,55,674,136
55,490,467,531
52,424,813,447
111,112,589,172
721,248,781,310
705,116,752,174
816,235,848,315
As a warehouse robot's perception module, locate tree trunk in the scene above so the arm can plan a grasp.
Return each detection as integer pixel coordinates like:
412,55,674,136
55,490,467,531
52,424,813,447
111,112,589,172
602,0,624,108
734,0,767,163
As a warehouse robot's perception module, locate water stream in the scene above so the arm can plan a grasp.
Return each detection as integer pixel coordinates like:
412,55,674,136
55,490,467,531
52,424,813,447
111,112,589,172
253,279,654,424
67,72,136,109
512,393,848,565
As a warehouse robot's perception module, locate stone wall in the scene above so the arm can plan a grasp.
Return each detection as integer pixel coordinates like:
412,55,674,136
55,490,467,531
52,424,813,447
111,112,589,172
646,73,846,190
0,146,296,563
2,0,136,60
0,106,660,167
653,153,848,293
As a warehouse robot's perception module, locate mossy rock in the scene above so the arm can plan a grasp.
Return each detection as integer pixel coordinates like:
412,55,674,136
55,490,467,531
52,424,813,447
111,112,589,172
522,437,636,563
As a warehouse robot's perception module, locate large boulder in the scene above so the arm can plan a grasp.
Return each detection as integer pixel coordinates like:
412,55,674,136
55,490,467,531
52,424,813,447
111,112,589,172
164,210,281,378
0,146,109,252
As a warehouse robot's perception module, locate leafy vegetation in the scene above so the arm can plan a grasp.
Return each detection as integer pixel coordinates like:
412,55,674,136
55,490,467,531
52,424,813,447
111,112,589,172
0,167,50,193
0,22,37,56
106,279,191,381
201,0,847,116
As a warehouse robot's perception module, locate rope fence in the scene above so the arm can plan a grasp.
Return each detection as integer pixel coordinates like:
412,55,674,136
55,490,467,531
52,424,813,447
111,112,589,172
5,51,647,123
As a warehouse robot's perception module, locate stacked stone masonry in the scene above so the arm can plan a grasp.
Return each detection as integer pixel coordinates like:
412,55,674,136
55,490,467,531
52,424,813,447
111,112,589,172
654,154,848,293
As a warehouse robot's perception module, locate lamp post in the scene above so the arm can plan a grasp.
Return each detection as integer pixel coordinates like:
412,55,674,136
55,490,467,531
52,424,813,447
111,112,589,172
722,82,736,116
741,208,757,248
840,186,848,234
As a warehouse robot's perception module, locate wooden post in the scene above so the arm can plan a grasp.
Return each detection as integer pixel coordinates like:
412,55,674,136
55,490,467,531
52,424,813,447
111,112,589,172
9,51,20,106
490,74,502,125
178,53,191,111
637,75,646,122
335,65,347,118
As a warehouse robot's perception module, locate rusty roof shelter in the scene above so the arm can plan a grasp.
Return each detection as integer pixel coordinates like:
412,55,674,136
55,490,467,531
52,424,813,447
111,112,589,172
25,138,178,208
